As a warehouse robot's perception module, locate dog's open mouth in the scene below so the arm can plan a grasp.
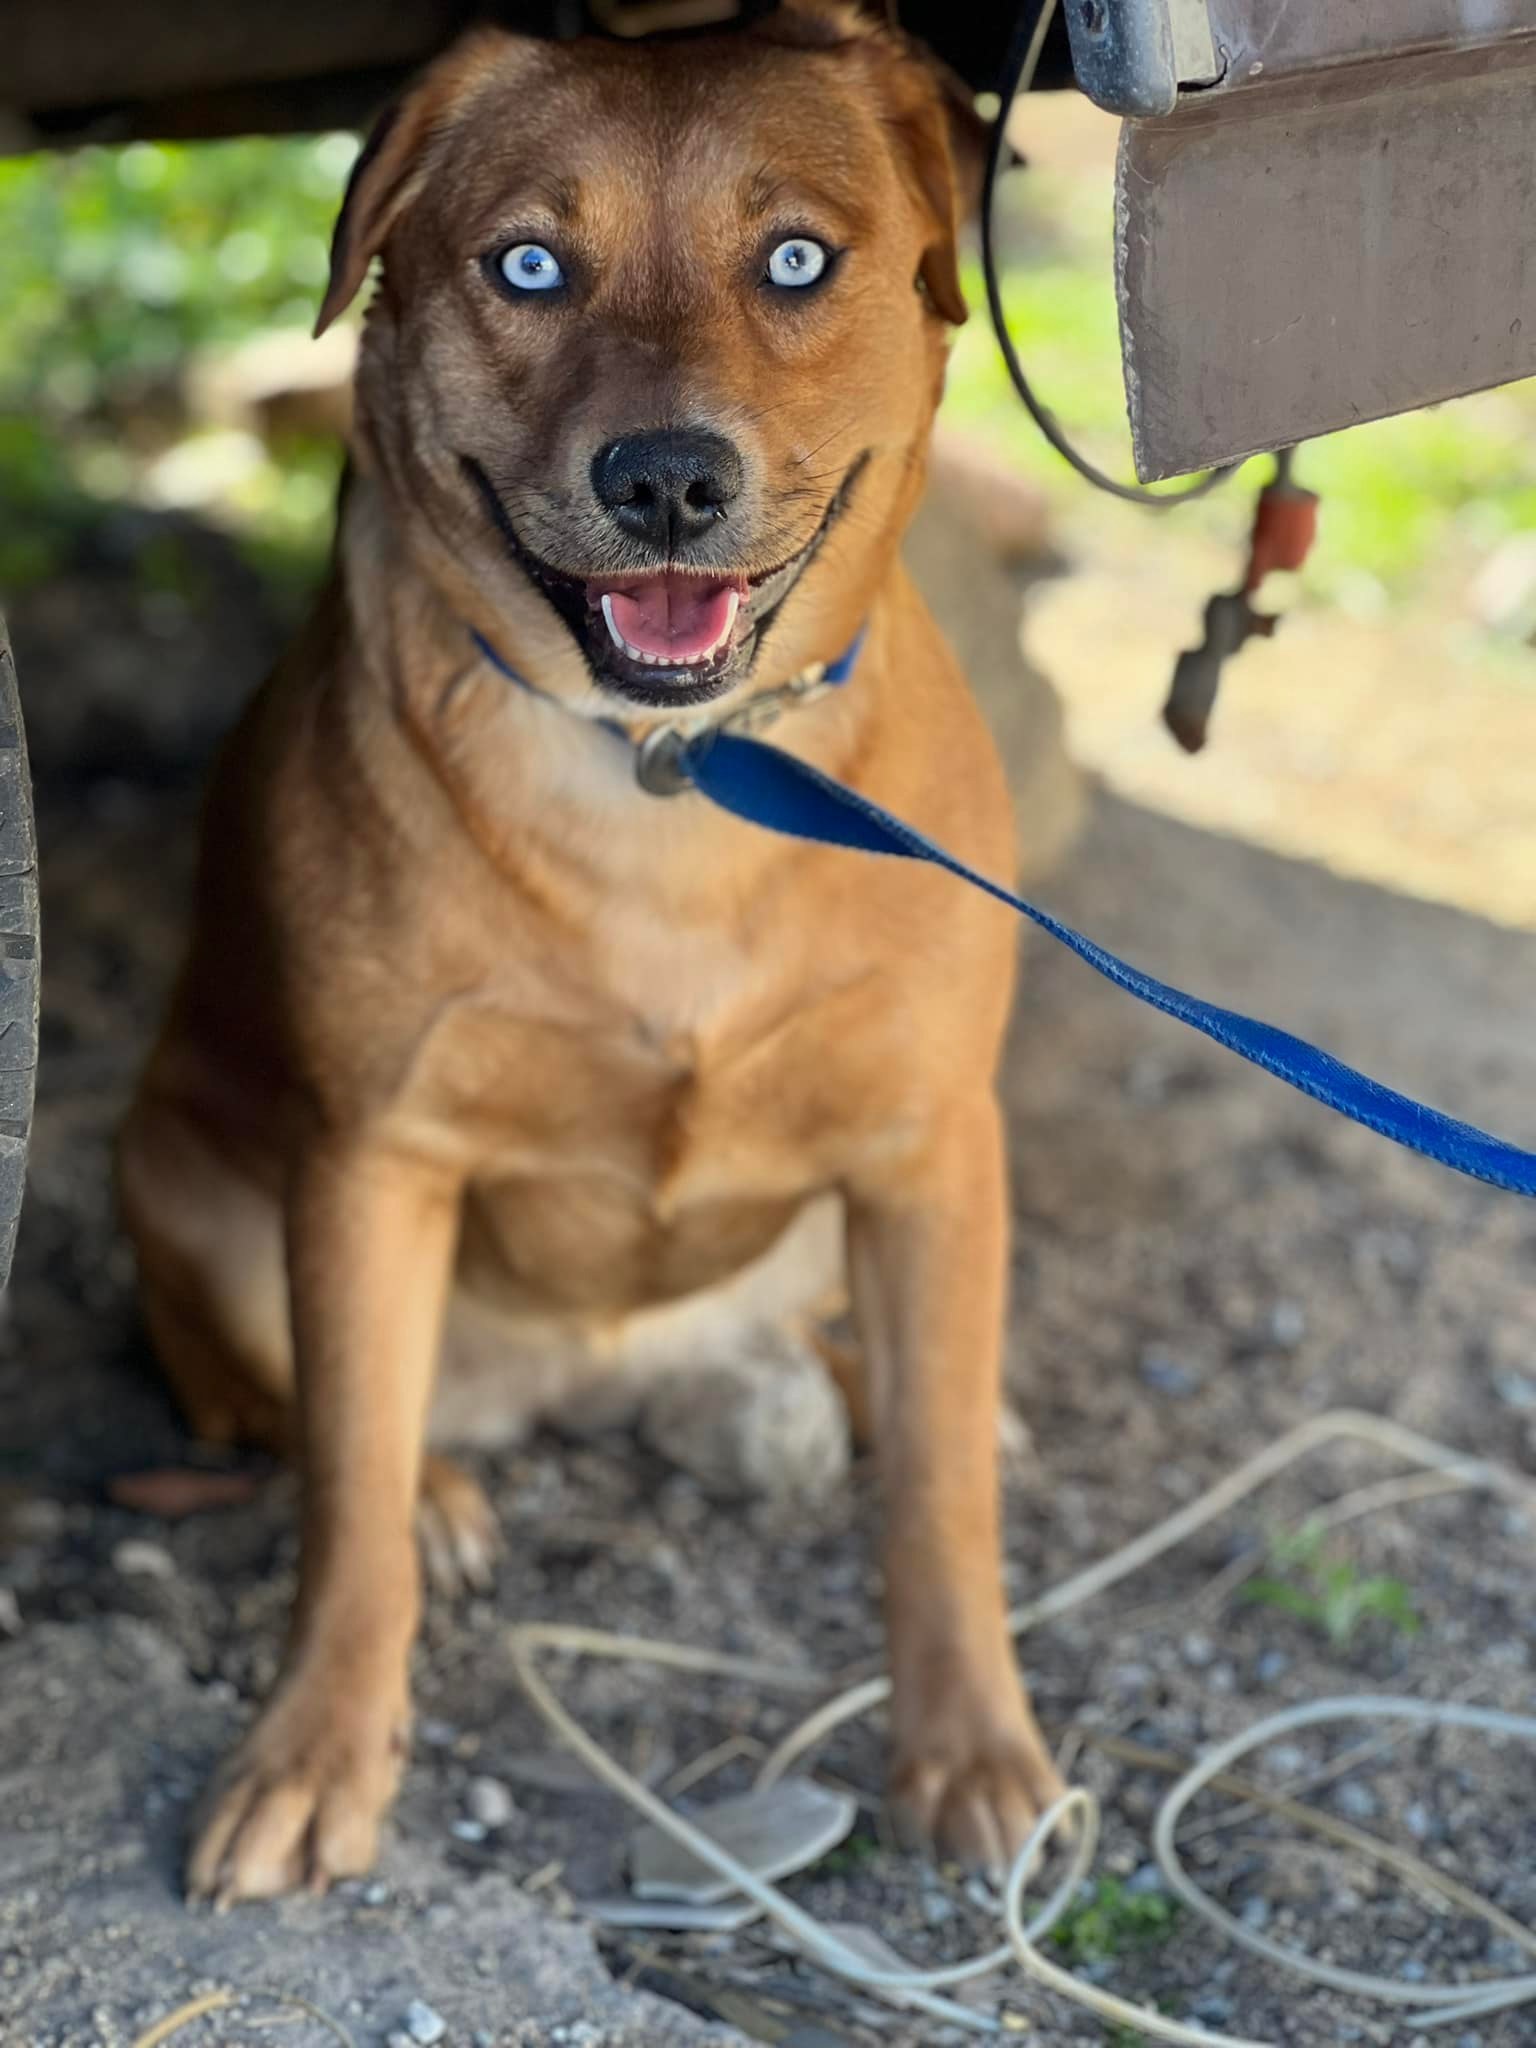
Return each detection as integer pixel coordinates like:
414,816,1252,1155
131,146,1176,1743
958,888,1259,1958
461,454,865,709
593,571,748,685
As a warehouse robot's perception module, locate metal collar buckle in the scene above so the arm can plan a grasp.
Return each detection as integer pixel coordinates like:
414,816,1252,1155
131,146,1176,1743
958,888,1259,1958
633,664,833,800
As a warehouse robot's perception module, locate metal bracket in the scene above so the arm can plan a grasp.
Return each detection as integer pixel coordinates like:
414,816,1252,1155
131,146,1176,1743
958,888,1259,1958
1064,0,1219,118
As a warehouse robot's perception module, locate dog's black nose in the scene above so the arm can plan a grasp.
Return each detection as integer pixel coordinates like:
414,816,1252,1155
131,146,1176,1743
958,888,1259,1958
591,429,743,550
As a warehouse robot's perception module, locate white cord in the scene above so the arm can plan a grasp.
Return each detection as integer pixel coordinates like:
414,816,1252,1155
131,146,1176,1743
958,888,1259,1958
508,1409,1536,2044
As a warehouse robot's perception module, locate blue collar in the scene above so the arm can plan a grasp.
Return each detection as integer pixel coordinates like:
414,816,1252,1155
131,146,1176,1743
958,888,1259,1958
466,622,1536,1197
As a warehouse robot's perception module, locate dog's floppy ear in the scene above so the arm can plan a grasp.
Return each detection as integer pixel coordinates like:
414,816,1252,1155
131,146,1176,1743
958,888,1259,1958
870,39,977,326
314,31,503,337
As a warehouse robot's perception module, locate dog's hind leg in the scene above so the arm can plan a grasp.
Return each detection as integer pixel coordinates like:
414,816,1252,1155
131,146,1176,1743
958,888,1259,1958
119,1097,295,1454
120,1095,496,1596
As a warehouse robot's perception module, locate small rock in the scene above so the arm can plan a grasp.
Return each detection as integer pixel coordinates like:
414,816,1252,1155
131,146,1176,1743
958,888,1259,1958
1107,1661,1153,1698
404,2001,446,2045
638,1335,851,1502
1181,1632,1216,1670
9,1496,65,1541
420,1717,458,1748
1125,1865,1165,1897
1139,1347,1198,1398
465,1775,516,1830
1268,1299,1307,1349
1494,1370,1536,1412
1266,1744,1307,1777
1240,1896,1271,1932
1401,1958,1428,1983
1353,1228,1421,1283
388,2034,413,2048
1189,1995,1232,2026
451,1817,487,1842
1403,1801,1433,1841
1335,1781,1379,1822
1255,1649,1290,1685
362,1880,390,1906
1123,1052,1175,1105
111,1539,175,1580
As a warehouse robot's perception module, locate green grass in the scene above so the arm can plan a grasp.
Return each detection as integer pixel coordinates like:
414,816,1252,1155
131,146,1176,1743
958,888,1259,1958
1242,1520,1420,1650
1049,1878,1180,1966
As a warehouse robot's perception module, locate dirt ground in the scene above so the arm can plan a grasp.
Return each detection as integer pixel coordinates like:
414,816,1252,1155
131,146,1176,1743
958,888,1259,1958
3,498,1536,2048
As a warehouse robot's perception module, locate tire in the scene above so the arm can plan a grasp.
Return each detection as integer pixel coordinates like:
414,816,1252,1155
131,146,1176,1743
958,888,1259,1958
0,615,39,1294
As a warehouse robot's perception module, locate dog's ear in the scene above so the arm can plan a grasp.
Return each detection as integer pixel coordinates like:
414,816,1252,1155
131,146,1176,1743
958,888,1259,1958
931,59,992,226
870,40,977,326
314,31,503,337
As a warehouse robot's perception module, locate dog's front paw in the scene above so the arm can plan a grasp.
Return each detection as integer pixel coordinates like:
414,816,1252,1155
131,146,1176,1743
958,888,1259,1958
889,1679,1065,1878
187,1671,409,1907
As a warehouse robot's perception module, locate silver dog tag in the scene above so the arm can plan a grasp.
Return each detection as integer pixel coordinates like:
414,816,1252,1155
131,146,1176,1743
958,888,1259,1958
635,726,694,798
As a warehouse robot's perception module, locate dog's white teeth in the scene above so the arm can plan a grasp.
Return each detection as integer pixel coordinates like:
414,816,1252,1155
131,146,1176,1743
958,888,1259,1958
601,594,625,652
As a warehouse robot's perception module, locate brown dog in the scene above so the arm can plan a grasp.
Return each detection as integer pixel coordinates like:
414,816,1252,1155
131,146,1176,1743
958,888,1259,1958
118,1,1065,1906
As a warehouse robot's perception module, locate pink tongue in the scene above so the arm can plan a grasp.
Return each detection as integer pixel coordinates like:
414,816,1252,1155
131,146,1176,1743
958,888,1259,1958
604,578,738,662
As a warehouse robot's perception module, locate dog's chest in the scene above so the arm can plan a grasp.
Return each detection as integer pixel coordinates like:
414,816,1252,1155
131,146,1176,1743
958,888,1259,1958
414,905,901,1312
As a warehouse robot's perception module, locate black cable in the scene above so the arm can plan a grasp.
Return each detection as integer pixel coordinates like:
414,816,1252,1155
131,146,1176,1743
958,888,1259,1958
980,0,1239,507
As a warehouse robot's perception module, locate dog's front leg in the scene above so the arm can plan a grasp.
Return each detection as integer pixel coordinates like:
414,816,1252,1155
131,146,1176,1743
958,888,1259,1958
848,1092,1064,1874
186,1140,459,1907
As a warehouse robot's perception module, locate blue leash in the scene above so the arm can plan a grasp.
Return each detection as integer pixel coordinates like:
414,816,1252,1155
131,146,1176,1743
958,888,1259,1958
473,628,1536,1198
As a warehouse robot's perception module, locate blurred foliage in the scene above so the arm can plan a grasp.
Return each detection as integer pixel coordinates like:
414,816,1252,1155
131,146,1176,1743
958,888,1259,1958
0,135,355,410
1242,1520,1420,1651
0,135,357,596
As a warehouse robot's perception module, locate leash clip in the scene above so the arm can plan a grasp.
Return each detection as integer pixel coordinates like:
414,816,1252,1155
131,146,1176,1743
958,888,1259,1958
724,668,833,739
634,725,694,798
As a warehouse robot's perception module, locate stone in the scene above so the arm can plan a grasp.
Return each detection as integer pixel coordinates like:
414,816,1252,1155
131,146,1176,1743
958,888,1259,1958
638,1335,851,1502
1268,1299,1307,1349
1139,1347,1199,1398
1335,1781,1379,1823
405,1998,447,2043
111,1539,175,1580
466,1776,517,1830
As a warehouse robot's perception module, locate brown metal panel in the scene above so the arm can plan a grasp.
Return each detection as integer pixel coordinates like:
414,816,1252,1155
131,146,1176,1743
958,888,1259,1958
1118,41,1536,478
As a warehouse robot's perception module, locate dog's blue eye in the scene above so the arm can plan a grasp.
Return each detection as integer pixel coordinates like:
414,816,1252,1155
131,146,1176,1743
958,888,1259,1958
766,238,828,289
499,243,564,292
